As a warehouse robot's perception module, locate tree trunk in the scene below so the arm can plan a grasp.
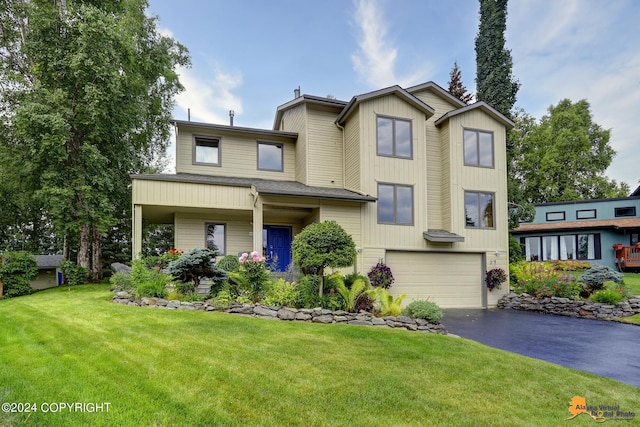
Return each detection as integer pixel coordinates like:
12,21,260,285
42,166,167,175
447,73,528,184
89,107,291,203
90,225,102,282
77,223,91,273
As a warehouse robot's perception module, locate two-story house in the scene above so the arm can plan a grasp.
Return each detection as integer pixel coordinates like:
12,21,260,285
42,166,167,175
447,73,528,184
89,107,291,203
131,81,513,308
511,193,640,269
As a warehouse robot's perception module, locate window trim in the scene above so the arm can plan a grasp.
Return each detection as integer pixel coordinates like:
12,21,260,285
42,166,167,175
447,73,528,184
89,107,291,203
205,222,226,255
463,128,495,168
576,209,597,220
464,190,496,229
257,141,284,172
546,211,566,221
376,115,413,159
614,206,636,217
192,135,221,166
377,182,414,225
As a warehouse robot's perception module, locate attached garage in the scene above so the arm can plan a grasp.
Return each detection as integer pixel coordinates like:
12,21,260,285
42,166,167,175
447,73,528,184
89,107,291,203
386,251,485,308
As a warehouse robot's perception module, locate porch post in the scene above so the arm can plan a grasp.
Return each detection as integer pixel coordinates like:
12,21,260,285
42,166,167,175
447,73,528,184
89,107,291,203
132,204,143,260
252,197,263,254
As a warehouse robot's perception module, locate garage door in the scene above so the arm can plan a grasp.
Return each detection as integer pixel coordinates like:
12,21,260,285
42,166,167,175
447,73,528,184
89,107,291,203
386,251,484,308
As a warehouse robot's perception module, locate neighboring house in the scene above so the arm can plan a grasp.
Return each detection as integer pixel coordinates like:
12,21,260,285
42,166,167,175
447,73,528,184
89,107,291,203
511,194,640,269
131,81,513,308
32,255,64,290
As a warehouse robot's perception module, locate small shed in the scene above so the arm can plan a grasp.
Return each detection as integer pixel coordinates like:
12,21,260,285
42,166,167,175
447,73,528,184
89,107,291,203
32,255,64,290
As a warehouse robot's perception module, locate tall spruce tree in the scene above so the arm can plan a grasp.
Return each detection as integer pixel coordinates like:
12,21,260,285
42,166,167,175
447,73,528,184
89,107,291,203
447,61,474,104
0,0,189,280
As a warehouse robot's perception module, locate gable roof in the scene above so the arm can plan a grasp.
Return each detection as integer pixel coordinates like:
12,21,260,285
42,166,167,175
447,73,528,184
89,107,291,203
35,255,64,269
335,85,435,125
131,173,376,202
434,101,514,130
632,184,640,197
273,94,347,130
405,81,467,108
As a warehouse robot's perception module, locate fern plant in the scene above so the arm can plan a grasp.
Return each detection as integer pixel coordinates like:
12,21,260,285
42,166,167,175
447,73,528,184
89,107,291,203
331,273,369,312
369,287,406,317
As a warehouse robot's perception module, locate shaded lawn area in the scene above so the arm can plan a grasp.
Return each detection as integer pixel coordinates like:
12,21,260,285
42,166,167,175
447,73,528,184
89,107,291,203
0,285,638,426
622,272,640,296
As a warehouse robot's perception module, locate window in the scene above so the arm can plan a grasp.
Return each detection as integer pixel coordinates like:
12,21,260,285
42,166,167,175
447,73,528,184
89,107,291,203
546,211,565,221
193,136,220,165
376,116,412,158
257,142,283,171
463,129,494,168
631,233,639,246
377,183,413,225
205,223,226,255
615,206,636,217
464,191,494,228
576,209,596,220
523,234,600,261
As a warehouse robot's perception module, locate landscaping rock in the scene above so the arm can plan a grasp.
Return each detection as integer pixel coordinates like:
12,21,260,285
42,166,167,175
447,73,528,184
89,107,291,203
312,314,334,324
253,306,278,317
277,308,297,320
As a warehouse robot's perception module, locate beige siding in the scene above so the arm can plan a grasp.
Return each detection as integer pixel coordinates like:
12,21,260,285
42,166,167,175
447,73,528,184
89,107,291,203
319,202,362,247
439,121,451,231
280,105,308,184
175,125,296,181
386,251,484,308
357,94,429,249
344,113,361,191
174,212,252,255
307,109,343,188
132,179,253,210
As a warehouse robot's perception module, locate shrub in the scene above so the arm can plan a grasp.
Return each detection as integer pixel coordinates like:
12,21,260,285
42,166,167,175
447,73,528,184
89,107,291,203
136,274,169,298
230,251,270,302
109,271,133,292
510,261,581,299
344,272,370,289
369,287,406,317
508,235,523,263
590,289,625,305
353,293,375,312
263,278,300,307
0,251,37,298
331,273,369,312
291,220,356,296
297,274,322,308
218,255,241,272
485,268,507,291
209,289,234,309
60,260,88,287
367,261,394,289
167,248,228,293
578,265,623,298
403,300,443,323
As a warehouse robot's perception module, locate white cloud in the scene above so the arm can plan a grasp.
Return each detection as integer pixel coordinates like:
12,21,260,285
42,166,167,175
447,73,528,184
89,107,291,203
350,0,428,89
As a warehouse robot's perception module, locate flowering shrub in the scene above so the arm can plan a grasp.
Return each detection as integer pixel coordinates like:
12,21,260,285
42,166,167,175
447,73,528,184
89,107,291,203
510,261,581,299
548,259,591,271
485,268,507,291
235,251,269,301
367,261,394,289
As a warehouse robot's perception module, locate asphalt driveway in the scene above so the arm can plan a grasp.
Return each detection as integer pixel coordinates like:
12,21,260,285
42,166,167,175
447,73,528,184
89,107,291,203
442,309,640,388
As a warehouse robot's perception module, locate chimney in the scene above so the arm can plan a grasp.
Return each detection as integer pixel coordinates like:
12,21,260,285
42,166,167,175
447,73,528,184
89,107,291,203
229,110,234,126
294,86,300,98
187,108,191,122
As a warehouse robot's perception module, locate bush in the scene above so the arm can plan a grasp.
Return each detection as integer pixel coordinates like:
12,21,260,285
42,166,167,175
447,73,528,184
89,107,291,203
218,255,241,272
209,289,234,309
136,274,169,298
404,300,443,323
263,278,300,307
60,260,88,287
229,252,270,302
297,274,322,308
510,261,581,299
0,251,37,298
590,289,625,305
109,271,133,292
578,265,623,298
343,272,370,289
330,273,369,313
167,248,228,293
367,261,394,289
369,287,406,317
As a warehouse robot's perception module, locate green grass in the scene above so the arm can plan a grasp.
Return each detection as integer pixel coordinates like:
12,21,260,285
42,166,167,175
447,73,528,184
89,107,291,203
622,272,640,296
0,285,638,426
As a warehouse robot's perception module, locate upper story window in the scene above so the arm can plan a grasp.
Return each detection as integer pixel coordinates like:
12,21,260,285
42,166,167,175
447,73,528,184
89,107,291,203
546,211,565,221
205,223,226,255
576,209,596,220
615,206,636,217
257,142,283,171
463,129,494,168
377,183,413,225
464,190,495,228
376,116,412,159
193,136,220,166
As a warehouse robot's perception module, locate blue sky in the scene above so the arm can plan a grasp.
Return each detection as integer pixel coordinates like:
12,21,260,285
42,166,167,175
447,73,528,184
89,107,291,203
148,0,640,191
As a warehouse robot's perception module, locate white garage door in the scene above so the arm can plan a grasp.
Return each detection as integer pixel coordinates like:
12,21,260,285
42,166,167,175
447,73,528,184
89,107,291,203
386,251,484,308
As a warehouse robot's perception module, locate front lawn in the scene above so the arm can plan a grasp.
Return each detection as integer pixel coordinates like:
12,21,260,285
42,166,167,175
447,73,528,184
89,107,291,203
0,285,638,426
621,272,640,296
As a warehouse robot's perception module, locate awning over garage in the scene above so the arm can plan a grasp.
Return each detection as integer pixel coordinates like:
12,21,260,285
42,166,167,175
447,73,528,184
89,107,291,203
386,251,484,308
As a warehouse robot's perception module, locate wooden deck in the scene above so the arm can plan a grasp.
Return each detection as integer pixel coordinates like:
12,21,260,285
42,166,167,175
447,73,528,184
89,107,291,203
613,244,640,271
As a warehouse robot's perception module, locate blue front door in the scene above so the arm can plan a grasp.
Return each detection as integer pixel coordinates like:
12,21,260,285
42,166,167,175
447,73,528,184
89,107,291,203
265,226,292,272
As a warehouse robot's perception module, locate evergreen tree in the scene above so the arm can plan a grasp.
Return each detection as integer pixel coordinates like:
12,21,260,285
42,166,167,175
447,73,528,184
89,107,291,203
447,61,473,104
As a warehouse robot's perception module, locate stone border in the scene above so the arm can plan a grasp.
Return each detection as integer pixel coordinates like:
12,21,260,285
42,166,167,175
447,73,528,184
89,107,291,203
112,292,446,334
498,292,640,320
